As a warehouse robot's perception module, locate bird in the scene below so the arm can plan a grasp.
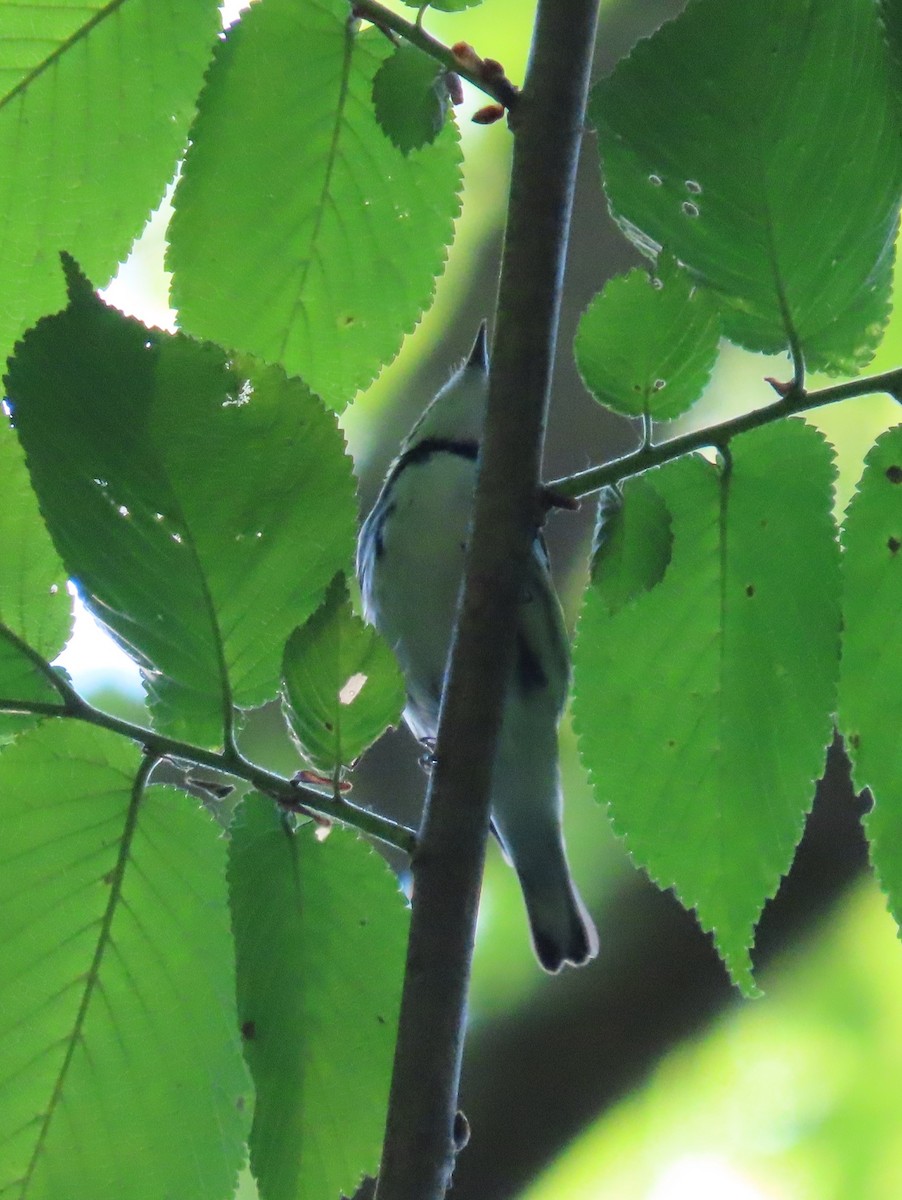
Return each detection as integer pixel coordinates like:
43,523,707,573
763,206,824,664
357,323,598,972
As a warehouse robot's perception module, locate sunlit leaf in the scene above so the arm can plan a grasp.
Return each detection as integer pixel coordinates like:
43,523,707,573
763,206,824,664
575,262,720,420
229,795,408,1200
521,885,902,1200
282,574,405,776
373,42,449,154
169,0,463,408
0,722,249,1199
5,261,357,746
0,0,219,368
573,421,841,993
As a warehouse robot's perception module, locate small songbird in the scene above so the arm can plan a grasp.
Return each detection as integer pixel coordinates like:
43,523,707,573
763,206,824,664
357,324,597,972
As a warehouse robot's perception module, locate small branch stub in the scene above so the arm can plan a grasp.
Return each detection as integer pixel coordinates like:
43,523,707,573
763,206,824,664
765,375,799,399
451,41,519,112
472,103,506,125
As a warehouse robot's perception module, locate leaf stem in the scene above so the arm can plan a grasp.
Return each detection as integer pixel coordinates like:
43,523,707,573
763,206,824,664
549,365,902,499
351,0,519,110
0,664,416,854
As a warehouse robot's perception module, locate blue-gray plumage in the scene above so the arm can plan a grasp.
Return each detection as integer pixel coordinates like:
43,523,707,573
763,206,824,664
357,325,597,972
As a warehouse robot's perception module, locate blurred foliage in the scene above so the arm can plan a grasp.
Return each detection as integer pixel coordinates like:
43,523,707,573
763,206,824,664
523,883,902,1200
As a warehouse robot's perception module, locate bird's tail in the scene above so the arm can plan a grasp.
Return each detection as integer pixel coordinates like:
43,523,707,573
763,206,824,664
491,638,598,972
491,731,598,972
517,847,599,973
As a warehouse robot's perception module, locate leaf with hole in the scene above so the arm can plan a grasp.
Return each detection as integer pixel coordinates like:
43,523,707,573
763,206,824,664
5,261,358,746
838,427,902,930
575,262,720,420
592,0,902,373
282,574,405,776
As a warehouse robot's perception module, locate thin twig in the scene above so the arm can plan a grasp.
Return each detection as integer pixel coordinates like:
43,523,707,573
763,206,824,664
548,365,902,500
0,659,416,853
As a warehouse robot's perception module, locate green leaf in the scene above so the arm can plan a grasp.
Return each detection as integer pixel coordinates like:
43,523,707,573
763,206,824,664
573,421,841,993
589,482,672,608
373,42,449,154
575,262,720,420
228,795,408,1200
169,0,463,408
0,419,71,735
282,574,405,776
592,0,902,374
0,0,219,368
838,427,902,927
882,0,902,100
4,265,358,746
400,0,484,10
0,722,250,1199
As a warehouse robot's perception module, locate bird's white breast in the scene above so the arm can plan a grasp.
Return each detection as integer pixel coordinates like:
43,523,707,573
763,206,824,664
370,450,477,737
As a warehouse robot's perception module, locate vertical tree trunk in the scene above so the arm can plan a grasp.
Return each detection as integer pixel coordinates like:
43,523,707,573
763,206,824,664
373,3,602,1198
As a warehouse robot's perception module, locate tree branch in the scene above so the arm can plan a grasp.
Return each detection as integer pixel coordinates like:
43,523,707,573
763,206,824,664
0,663,416,853
548,365,902,500
372,3,601,1199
